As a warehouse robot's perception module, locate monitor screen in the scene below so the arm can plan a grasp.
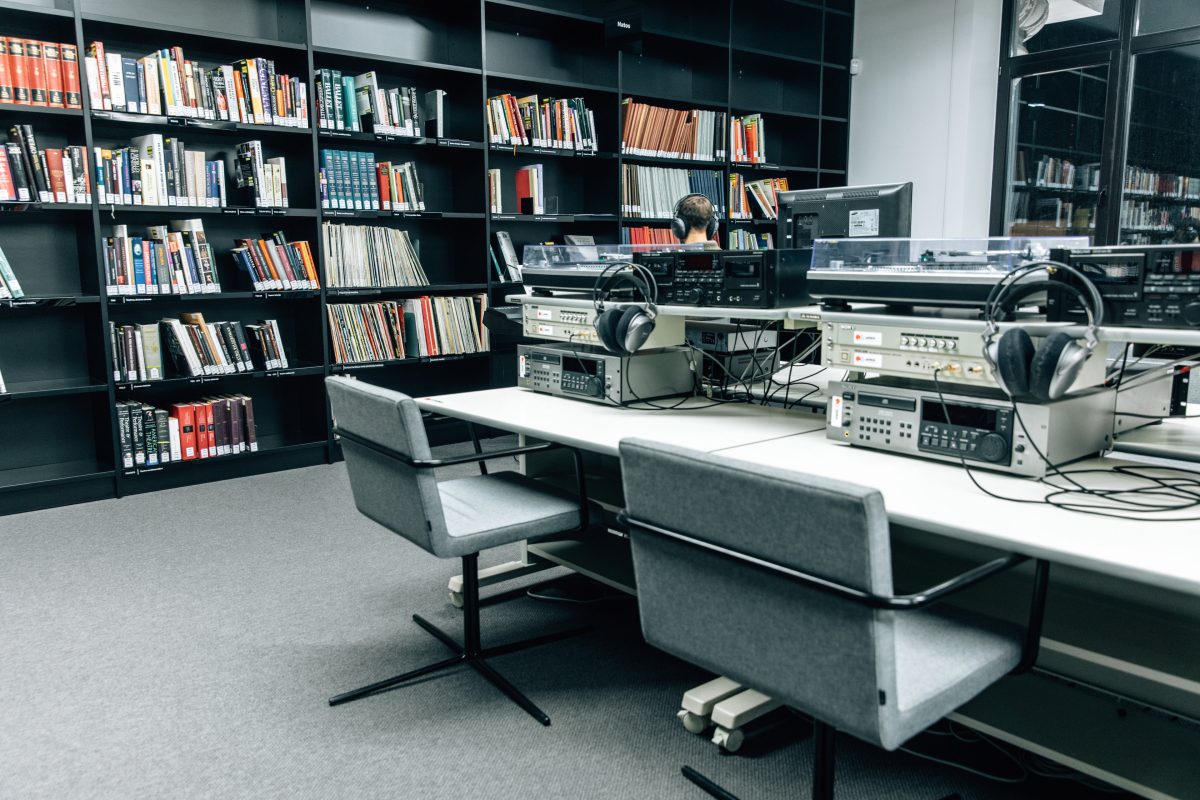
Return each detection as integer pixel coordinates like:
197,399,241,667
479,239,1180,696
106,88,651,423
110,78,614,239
777,182,913,249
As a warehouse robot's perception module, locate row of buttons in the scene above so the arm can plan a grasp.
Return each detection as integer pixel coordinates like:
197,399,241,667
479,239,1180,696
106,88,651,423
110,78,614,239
1145,286,1200,295
921,435,979,452
901,337,958,350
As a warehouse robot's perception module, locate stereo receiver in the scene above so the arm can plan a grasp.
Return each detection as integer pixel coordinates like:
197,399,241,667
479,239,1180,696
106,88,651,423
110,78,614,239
820,311,1105,390
517,343,694,405
1047,244,1200,328
825,378,1115,476
648,249,810,308
521,302,684,348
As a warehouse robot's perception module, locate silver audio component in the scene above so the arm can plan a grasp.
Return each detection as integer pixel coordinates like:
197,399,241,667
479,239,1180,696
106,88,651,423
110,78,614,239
521,301,684,348
517,343,695,405
826,378,1115,476
821,312,1106,391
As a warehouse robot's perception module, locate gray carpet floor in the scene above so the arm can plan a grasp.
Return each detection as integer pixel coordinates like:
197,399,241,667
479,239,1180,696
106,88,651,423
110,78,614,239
0,440,1128,799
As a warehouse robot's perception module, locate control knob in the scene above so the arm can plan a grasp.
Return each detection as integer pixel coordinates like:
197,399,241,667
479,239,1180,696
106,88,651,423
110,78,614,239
977,433,1008,463
1182,302,1200,327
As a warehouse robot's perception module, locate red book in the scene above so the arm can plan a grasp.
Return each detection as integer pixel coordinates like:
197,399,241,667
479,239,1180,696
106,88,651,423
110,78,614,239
59,43,81,109
8,38,29,105
171,403,198,460
43,148,66,202
202,402,215,458
0,36,11,104
420,296,437,355
24,40,46,106
515,167,532,214
376,162,391,210
0,153,15,201
41,41,64,108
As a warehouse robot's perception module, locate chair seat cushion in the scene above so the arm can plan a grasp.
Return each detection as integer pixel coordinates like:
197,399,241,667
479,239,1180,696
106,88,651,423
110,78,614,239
435,472,587,558
883,607,1022,750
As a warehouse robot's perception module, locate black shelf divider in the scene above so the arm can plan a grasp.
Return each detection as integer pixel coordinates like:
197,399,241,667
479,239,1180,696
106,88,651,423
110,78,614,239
0,0,853,515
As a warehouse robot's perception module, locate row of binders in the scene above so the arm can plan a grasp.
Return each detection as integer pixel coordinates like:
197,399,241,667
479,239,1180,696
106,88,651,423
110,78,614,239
104,219,220,295
316,70,445,138
111,315,289,381
233,234,318,291
621,99,727,161
116,395,259,469
728,228,774,251
1,125,89,204
319,149,424,211
729,114,766,164
730,174,789,220
92,136,286,208
0,36,82,109
322,222,428,288
85,42,308,127
326,295,488,364
487,93,598,153
621,164,725,219
621,226,699,247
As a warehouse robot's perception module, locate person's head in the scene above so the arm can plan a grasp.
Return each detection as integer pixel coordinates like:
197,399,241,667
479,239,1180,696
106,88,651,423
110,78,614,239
674,194,716,243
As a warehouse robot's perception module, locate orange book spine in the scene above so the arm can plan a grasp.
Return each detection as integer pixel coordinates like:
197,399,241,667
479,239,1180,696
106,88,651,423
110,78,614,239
25,39,47,106
0,36,12,104
60,43,81,109
42,41,64,107
9,38,29,105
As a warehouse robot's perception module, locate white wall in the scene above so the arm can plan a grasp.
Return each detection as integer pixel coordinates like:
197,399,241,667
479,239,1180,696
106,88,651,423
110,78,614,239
847,0,1003,238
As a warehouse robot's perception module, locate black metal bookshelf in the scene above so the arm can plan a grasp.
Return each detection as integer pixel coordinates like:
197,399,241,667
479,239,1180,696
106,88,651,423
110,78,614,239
0,0,853,514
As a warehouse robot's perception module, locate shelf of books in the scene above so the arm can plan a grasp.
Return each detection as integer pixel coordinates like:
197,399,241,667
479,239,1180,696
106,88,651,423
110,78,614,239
0,0,853,513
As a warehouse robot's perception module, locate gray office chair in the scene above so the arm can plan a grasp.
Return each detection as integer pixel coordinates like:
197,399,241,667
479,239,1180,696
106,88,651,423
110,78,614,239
326,376,593,725
618,438,1048,799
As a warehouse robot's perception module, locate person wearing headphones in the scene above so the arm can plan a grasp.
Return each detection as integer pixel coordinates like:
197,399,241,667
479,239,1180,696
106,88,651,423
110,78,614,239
674,193,720,249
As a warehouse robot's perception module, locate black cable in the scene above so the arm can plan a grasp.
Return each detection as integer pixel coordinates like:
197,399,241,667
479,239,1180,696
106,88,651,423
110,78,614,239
930,370,1200,520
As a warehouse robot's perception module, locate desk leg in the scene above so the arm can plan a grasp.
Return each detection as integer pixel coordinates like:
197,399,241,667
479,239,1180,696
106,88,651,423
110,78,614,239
446,545,556,607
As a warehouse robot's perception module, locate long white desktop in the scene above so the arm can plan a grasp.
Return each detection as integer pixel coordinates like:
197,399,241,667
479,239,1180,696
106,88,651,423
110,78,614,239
416,385,1200,799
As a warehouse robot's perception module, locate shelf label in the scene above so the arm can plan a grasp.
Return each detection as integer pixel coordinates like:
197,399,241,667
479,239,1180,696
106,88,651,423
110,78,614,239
440,139,473,148
326,130,351,138
268,370,296,377
124,297,152,303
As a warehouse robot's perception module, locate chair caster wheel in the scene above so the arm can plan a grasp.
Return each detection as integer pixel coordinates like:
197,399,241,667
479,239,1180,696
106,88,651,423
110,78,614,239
678,709,708,734
712,726,744,753
448,590,464,608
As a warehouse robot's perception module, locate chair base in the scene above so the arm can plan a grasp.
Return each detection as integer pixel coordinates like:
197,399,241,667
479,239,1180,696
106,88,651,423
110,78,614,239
328,613,587,725
328,553,588,726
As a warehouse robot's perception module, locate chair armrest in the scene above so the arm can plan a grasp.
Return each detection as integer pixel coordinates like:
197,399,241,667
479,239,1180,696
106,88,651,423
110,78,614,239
618,511,1032,610
334,426,561,468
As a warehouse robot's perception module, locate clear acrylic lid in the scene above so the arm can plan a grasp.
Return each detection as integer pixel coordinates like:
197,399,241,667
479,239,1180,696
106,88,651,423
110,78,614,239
810,236,1090,274
521,242,705,268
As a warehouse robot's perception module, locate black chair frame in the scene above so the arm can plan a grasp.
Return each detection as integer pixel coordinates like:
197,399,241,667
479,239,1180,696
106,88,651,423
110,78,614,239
619,512,1050,800
329,426,590,726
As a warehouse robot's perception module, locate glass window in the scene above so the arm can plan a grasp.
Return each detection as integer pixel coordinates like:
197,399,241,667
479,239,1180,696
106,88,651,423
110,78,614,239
1138,0,1200,36
1013,0,1121,56
1121,46,1200,245
1006,66,1108,239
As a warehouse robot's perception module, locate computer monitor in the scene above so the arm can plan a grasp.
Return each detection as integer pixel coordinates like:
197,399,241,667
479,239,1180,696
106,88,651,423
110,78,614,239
777,182,913,248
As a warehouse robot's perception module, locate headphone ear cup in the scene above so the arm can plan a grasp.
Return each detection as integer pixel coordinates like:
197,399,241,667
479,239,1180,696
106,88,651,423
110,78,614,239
621,305,656,354
1029,331,1081,402
671,216,688,242
994,328,1035,399
614,305,645,355
706,216,718,240
595,308,623,353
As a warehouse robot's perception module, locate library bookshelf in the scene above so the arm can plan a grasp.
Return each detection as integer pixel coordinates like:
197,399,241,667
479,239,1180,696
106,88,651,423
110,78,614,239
0,0,852,514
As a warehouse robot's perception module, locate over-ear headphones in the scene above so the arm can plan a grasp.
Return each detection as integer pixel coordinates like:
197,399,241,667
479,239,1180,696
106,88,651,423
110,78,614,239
981,260,1104,403
592,262,658,355
671,193,718,242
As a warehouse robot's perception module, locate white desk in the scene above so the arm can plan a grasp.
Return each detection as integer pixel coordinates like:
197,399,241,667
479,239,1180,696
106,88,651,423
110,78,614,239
417,387,826,457
720,435,1200,596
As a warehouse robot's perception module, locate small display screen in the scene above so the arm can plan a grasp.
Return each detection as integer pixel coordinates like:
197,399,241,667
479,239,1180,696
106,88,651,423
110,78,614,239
679,253,719,271
921,400,997,430
563,356,599,377
1075,256,1142,285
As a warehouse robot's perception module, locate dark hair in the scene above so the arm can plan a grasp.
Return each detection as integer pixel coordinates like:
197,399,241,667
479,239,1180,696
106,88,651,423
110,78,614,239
678,194,715,233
